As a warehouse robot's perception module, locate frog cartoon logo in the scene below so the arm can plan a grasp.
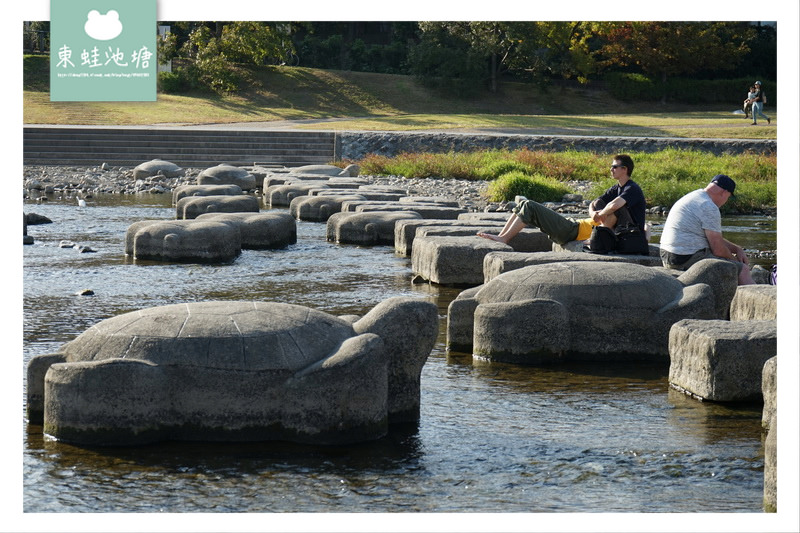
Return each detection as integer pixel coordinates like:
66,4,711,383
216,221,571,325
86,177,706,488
84,10,123,41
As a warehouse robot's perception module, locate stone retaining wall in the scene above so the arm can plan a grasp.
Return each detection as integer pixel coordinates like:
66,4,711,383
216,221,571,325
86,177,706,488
338,132,776,160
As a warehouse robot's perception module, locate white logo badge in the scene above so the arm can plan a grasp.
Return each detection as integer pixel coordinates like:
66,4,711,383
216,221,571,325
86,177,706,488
84,10,123,41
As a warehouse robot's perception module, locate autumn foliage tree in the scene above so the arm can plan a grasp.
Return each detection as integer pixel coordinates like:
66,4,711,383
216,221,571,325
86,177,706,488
593,22,756,102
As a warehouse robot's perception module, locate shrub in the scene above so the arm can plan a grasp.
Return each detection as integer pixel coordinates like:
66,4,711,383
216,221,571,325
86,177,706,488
486,172,572,203
476,160,533,181
158,71,188,93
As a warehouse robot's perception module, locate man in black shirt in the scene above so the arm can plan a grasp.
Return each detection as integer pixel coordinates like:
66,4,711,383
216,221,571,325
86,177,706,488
589,154,646,233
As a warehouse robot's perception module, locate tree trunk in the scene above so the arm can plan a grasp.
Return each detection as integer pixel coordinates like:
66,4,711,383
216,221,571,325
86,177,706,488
490,53,497,93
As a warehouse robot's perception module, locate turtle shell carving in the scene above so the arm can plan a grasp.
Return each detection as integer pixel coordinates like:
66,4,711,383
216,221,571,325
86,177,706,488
447,260,737,363
26,298,438,446
59,301,356,372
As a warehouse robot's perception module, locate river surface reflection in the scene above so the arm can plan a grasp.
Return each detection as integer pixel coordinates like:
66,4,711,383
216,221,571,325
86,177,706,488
22,194,773,514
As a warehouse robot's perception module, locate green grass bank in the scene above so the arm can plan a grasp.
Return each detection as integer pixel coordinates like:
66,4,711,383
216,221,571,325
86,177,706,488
24,55,776,140
351,148,776,213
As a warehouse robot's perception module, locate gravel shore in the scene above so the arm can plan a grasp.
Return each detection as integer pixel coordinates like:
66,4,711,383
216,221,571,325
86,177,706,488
21,164,596,215
22,163,776,265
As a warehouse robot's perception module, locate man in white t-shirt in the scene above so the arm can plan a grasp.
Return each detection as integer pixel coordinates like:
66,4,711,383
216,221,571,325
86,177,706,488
659,174,755,285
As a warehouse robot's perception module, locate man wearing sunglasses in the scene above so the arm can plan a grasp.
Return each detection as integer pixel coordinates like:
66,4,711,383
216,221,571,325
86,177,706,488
477,154,645,247
588,154,646,234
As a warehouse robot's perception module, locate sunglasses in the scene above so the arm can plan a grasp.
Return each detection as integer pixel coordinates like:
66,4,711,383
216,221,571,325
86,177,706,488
610,164,626,169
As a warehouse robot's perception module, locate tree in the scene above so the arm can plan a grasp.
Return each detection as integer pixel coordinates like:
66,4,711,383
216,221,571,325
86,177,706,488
594,22,756,102
219,22,290,66
506,22,597,85
410,22,599,94
415,22,518,93
160,22,295,93
408,23,487,96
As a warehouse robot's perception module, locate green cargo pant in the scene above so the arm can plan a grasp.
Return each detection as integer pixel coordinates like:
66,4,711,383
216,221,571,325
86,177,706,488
513,200,579,245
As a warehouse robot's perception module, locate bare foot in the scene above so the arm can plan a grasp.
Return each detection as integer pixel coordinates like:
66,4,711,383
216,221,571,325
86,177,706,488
477,232,508,243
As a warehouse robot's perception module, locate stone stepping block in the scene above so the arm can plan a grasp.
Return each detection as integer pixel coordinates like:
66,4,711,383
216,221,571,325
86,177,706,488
132,159,184,180
309,185,365,195
310,188,405,202
405,226,549,258
264,182,331,206
172,184,244,206
668,318,777,402
327,211,423,246
196,211,297,249
764,412,777,512
448,260,727,360
473,299,569,365
394,219,505,256
290,194,367,222
329,177,369,186
457,212,515,223
263,175,331,190
729,285,777,321
357,185,409,195
197,164,257,191
411,235,511,286
555,239,662,258
25,297,438,446
176,194,260,220
483,249,664,282
264,177,368,192
262,174,308,189
125,219,241,263
342,201,467,220
400,196,460,207
289,164,355,176
241,165,270,182
761,356,776,431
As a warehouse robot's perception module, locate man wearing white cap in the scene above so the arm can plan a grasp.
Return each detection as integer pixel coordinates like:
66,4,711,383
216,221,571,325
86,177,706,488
659,174,755,285
749,81,771,126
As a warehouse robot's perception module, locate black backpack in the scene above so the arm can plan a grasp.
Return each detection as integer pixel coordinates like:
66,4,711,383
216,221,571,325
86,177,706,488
614,224,650,255
584,224,649,255
583,226,617,254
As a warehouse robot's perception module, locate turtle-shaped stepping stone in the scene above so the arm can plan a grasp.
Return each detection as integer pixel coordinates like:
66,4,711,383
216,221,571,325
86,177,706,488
197,164,257,191
27,297,438,446
447,258,738,363
133,159,184,180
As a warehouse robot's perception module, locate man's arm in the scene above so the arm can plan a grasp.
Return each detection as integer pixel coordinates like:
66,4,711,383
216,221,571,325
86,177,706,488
704,229,749,264
591,196,626,223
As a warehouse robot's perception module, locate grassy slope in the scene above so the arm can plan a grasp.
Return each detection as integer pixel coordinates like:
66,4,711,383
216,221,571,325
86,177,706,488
24,55,776,140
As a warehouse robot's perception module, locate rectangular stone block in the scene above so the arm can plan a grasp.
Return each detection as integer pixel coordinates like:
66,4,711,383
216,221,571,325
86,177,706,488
394,219,504,256
730,285,777,321
668,319,777,402
761,356,777,430
411,235,510,286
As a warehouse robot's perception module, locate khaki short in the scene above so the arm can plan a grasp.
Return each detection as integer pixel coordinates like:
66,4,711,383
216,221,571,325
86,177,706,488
660,248,744,273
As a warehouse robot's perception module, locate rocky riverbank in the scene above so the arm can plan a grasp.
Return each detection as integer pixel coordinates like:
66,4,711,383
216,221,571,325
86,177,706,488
21,164,593,215
22,162,775,220
22,163,777,267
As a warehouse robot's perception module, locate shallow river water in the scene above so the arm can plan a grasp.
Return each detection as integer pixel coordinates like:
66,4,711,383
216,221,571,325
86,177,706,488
21,193,776,517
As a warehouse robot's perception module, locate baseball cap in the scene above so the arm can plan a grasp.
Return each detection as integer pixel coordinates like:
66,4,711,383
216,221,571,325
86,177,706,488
754,81,762,85
711,174,736,196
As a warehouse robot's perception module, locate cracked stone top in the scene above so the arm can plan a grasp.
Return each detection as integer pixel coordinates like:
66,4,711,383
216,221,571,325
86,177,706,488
57,301,356,372
475,261,685,311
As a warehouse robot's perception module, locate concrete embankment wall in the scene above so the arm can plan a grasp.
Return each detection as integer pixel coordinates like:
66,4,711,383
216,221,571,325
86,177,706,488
23,125,776,167
338,131,776,160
